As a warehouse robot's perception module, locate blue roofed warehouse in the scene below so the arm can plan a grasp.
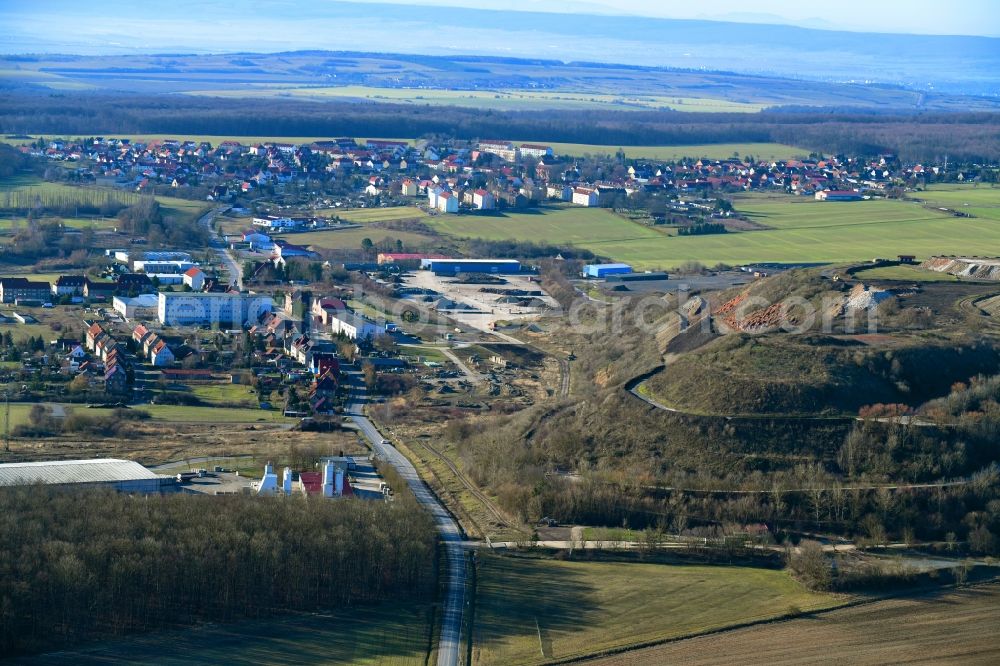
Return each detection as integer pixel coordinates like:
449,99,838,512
420,258,521,276
582,263,633,278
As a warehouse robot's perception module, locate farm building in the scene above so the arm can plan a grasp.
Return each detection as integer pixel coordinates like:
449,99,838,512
815,190,863,201
420,258,521,276
0,459,175,493
573,187,600,207
583,263,633,278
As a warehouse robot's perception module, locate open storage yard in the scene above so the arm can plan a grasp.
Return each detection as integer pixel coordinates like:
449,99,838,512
472,555,841,665
585,584,1000,666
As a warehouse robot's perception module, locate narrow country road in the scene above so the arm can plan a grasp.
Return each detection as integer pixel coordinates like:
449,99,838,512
345,369,466,666
441,347,485,384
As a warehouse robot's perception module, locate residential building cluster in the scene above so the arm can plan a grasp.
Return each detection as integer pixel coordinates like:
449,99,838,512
25,136,944,218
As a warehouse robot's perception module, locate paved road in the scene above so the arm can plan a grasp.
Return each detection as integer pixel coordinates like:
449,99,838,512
345,370,466,666
197,206,243,289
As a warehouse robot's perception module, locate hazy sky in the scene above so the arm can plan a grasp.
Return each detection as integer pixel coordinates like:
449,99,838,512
384,0,1000,37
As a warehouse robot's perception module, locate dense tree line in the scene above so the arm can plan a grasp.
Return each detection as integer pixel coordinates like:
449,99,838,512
465,238,598,261
2,93,999,161
0,488,436,656
0,142,32,178
678,222,727,236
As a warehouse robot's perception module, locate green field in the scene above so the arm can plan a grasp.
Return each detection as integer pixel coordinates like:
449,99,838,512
188,84,766,113
473,555,840,665
427,204,664,247
141,404,290,423
23,600,433,666
186,382,259,406
852,264,961,282
910,184,1000,223
14,134,807,161
0,215,120,231
334,206,428,223
426,195,1000,269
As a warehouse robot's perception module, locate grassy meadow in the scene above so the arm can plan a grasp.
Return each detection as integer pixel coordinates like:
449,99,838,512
140,404,290,423
0,175,208,227
472,554,841,665
334,206,428,223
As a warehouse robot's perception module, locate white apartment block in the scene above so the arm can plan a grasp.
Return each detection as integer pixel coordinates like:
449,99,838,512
158,292,272,327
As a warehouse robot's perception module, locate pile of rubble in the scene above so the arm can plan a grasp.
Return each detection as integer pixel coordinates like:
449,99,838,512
844,283,893,310
722,302,789,333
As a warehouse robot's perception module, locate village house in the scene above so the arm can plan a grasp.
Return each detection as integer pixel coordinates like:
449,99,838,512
183,267,206,291
436,191,459,214
472,189,495,210
572,187,600,207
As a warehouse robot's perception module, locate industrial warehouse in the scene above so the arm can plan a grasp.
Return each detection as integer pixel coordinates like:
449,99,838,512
0,458,175,493
420,258,522,276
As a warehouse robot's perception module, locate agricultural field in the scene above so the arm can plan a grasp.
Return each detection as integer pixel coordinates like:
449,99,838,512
426,204,665,247
187,84,766,113
427,196,1000,269
513,141,807,161
909,184,1000,223
587,584,1000,666
23,599,434,666
472,554,840,665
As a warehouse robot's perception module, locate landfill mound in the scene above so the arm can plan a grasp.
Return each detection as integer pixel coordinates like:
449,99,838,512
922,256,1000,280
